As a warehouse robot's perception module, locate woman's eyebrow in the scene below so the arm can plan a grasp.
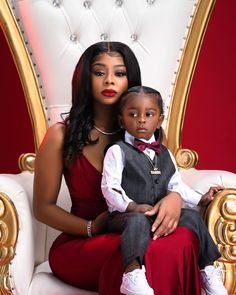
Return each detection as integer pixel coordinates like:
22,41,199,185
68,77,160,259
91,63,106,67
92,63,126,68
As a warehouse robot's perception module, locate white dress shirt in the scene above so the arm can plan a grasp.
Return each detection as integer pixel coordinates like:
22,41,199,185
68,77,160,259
101,131,201,213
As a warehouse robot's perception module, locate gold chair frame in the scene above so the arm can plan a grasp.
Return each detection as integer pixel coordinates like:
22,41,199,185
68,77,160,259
0,0,235,293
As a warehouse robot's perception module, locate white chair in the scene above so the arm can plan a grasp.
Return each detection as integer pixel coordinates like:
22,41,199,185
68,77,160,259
0,0,235,294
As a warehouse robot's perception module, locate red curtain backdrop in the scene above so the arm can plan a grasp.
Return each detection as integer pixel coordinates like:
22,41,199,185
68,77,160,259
0,0,235,173
182,0,236,173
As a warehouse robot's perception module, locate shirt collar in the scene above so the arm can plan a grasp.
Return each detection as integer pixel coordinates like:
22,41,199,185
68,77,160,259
124,130,156,146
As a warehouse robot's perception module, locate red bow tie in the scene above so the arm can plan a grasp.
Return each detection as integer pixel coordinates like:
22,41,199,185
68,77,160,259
134,138,160,153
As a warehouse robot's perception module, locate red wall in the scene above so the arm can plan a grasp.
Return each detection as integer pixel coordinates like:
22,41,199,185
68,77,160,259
182,0,236,173
0,0,235,174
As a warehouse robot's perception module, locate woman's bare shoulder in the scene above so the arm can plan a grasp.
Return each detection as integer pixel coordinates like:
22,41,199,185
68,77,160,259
40,122,65,149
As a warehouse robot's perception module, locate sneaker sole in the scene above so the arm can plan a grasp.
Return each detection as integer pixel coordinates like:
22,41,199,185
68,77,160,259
120,286,154,295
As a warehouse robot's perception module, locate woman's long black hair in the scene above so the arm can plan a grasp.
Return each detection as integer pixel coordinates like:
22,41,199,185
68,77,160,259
63,41,142,167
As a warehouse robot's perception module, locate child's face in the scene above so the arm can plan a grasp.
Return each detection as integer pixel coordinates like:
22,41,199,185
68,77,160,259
120,93,164,140
91,52,128,107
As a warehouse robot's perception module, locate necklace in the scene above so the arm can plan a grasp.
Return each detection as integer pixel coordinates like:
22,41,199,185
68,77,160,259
94,125,121,136
143,154,161,175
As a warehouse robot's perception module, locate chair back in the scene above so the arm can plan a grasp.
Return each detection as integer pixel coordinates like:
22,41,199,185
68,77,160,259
0,0,215,264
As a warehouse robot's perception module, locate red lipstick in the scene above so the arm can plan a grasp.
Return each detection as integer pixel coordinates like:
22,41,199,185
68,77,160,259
102,89,117,97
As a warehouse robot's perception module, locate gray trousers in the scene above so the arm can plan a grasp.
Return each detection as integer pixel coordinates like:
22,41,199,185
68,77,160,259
109,208,221,270
109,211,151,269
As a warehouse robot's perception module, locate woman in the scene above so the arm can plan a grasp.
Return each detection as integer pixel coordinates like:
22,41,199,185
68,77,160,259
33,41,201,295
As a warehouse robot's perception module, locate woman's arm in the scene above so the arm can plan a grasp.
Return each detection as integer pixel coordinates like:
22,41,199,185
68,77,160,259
33,123,107,237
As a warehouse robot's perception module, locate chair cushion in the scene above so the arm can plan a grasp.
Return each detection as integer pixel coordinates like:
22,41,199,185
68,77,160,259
28,261,98,295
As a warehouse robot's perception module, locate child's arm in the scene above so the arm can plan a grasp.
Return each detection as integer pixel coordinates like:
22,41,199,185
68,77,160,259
167,149,203,207
101,145,134,212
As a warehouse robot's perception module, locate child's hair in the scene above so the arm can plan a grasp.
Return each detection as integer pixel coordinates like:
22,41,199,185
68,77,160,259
118,85,164,115
118,85,164,142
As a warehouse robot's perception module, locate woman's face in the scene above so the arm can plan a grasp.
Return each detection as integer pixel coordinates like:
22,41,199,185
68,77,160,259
91,52,128,106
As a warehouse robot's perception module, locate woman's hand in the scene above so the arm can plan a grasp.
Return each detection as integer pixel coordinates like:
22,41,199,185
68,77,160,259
126,202,153,213
92,210,110,235
145,192,182,239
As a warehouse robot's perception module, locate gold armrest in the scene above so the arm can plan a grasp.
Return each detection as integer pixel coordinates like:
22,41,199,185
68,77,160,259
205,189,236,294
0,192,19,295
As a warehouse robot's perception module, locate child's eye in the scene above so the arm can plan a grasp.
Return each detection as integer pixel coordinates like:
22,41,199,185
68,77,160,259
128,112,138,117
146,112,154,117
115,71,127,77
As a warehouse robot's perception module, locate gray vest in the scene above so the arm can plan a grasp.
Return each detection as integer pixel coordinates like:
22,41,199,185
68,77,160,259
116,141,176,205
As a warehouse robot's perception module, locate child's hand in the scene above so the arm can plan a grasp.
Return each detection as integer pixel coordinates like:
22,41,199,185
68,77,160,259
198,186,224,207
126,202,153,213
145,192,182,239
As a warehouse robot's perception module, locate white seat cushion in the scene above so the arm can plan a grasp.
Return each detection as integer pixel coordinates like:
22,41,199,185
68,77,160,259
28,261,98,295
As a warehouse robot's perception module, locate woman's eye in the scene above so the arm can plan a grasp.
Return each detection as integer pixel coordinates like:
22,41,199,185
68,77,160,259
115,71,127,77
93,70,105,76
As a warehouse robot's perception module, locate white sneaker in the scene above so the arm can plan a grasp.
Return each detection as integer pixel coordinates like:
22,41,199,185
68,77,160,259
200,265,228,295
120,266,154,295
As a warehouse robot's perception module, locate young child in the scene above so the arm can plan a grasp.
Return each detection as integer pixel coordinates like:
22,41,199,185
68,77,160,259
101,86,228,295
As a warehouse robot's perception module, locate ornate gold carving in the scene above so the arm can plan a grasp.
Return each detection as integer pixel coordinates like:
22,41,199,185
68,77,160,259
0,193,19,294
18,153,36,172
166,0,216,157
175,148,198,169
0,0,48,150
205,189,236,294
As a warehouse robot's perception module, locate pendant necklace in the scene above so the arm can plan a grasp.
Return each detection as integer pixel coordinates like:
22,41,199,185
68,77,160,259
144,154,161,175
94,125,121,136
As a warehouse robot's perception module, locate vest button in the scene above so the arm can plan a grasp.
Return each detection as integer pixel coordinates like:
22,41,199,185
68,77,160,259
154,179,159,184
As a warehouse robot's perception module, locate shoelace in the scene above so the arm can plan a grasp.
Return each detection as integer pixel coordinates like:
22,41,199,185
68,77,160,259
125,269,145,284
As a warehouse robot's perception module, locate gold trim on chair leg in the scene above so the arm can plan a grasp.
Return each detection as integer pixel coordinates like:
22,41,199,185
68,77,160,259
0,193,19,295
205,189,236,294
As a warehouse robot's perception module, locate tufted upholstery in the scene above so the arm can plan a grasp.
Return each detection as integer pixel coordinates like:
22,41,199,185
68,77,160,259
0,0,236,294
11,0,199,129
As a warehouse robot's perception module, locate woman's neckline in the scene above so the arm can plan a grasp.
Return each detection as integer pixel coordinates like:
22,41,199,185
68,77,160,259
80,153,102,175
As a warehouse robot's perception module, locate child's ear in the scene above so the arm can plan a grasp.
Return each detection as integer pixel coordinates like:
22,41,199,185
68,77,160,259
157,115,164,128
118,115,123,128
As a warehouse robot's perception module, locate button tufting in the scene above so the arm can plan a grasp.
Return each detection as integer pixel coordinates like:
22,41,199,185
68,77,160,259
83,1,91,9
130,34,138,41
147,0,155,4
52,0,61,7
70,34,77,42
116,0,123,6
100,33,108,40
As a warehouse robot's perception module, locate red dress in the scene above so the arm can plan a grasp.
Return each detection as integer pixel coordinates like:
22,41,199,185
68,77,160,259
49,154,201,295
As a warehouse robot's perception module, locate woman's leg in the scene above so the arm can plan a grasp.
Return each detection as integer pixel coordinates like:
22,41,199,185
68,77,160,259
145,226,201,295
49,233,122,293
